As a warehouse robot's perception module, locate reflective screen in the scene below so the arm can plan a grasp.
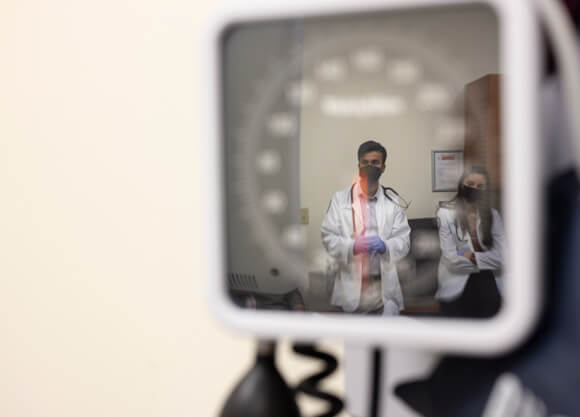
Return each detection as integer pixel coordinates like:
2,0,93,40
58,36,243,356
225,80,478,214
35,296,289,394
222,4,503,318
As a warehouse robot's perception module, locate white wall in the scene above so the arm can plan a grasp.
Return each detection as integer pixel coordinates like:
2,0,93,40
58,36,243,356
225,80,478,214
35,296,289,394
0,1,347,416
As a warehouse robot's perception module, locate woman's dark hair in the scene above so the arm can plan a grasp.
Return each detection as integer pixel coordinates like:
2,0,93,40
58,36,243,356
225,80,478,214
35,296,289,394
445,166,494,248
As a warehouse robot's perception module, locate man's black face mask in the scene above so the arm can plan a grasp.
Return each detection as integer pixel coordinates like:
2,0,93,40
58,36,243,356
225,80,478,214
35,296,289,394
359,166,382,184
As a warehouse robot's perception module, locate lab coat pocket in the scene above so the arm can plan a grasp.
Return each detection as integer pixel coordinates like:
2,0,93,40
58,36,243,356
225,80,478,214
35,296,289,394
325,257,339,288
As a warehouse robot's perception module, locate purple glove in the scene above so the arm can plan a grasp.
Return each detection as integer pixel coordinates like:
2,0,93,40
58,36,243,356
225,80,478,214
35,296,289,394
368,236,387,254
353,236,369,255
457,248,467,257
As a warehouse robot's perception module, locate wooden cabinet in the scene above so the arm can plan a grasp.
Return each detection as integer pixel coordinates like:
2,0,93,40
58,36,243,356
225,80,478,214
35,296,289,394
464,74,502,208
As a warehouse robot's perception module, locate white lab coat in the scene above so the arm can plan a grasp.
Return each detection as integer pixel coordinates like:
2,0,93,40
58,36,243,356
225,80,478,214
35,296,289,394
435,206,504,301
320,184,411,313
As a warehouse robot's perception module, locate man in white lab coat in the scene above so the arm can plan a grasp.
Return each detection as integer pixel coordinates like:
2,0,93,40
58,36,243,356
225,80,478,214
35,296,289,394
321,141,411,315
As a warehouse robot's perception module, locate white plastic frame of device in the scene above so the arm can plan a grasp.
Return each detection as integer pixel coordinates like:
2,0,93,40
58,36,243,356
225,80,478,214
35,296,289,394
201,0,542,355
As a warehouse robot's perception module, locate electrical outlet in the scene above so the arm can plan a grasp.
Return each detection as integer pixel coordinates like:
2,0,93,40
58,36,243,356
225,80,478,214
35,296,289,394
300,208,309,225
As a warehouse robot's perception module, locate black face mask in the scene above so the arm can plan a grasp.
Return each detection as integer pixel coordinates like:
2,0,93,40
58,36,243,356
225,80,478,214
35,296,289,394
359,166,382,184
459,184,485,203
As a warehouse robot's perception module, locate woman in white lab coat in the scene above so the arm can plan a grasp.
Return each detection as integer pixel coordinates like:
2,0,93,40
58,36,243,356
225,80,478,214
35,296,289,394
435,167,504,318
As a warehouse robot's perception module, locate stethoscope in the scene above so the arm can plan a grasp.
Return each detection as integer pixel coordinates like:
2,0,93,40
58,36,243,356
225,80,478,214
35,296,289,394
452,220,469,242
349,183,411,234
349,183,411,209
437,200,471,243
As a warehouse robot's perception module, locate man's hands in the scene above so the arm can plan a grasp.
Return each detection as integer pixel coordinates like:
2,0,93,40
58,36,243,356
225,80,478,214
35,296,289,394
353,236,369,255
353,236,387,255
368,236,387,254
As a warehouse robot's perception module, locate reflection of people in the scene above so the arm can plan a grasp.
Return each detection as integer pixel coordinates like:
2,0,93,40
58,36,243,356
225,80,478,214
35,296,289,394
321,141,410,315
435,167,504,318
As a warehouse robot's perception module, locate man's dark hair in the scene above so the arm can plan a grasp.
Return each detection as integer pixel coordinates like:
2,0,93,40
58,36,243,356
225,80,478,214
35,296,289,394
357,140,387,164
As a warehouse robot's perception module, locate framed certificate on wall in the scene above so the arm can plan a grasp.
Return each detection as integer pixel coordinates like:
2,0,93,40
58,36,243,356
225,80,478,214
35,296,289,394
432,150,464,192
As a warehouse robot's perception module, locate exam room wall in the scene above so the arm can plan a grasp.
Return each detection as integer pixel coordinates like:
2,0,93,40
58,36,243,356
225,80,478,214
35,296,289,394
0,1,346,416
298,9,499,270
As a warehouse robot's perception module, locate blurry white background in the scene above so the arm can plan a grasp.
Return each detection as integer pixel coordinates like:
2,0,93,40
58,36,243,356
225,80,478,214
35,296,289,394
0,0,344,415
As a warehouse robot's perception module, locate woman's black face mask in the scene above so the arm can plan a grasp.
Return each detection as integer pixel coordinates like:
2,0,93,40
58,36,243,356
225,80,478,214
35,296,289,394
359,166,382,184
459,184,485,203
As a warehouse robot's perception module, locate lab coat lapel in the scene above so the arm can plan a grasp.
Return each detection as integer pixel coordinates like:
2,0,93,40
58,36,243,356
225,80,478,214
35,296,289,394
475,214,489,250
343,204,354,237
377,188,392,236
350,183,367,238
